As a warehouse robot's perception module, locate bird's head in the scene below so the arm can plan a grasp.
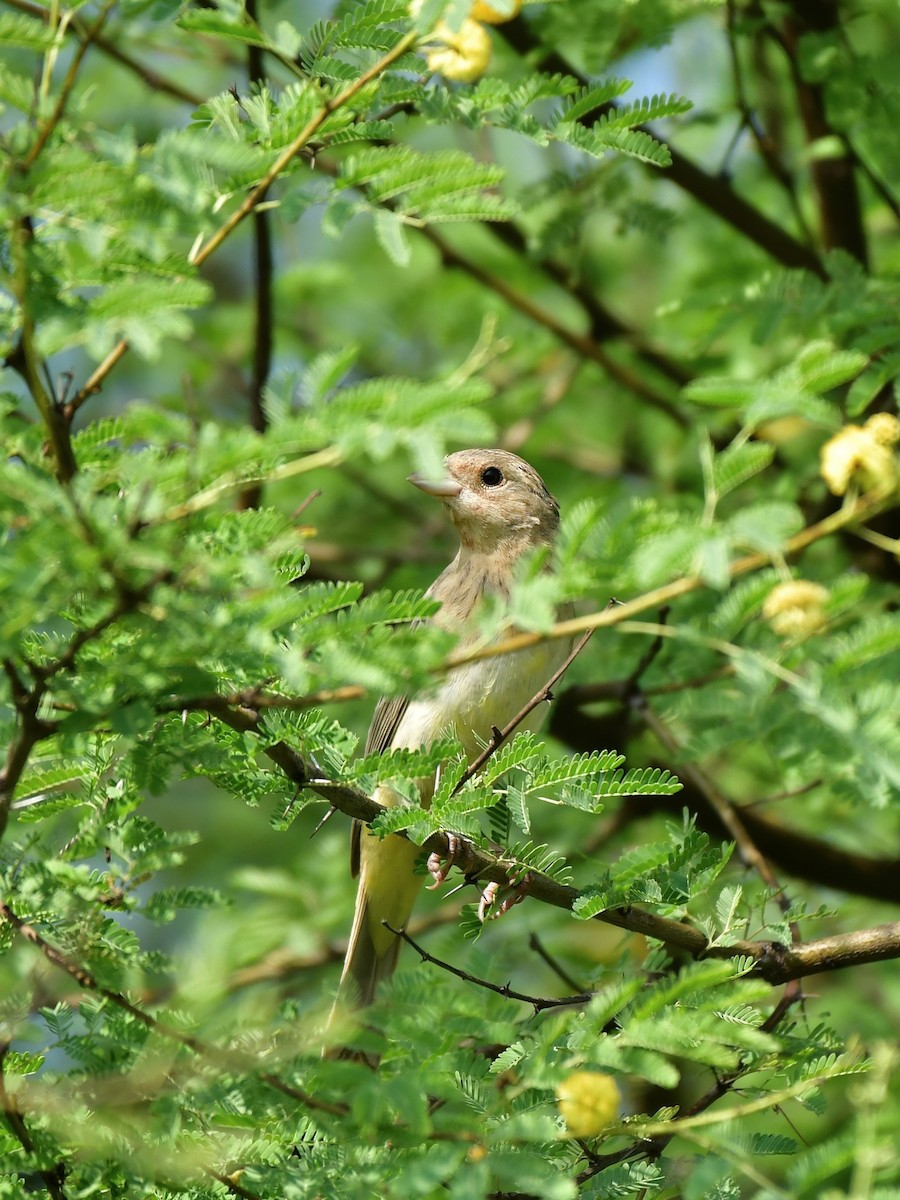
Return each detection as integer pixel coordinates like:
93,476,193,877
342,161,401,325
409,449,560,554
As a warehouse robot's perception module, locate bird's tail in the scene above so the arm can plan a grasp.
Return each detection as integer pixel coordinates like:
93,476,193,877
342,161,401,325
336,833,424,1003
338,889,404,1008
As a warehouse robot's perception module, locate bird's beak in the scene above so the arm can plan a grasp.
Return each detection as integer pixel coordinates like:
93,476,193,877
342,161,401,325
407,473,462,498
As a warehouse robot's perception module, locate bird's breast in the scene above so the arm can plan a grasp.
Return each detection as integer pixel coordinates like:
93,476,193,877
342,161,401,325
391,636,568,761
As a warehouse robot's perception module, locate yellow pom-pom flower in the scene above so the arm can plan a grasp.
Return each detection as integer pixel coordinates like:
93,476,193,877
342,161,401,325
820,413,899,497
866,411,900,447
471,0,522,23
557,1071,620,1138
426,18,492,82
763,580,829,638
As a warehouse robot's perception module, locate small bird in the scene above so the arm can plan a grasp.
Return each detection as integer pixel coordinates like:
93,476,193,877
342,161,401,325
338,448,570,1007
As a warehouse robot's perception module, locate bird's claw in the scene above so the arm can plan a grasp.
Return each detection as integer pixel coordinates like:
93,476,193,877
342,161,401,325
427,833,462,889
477,873,533,922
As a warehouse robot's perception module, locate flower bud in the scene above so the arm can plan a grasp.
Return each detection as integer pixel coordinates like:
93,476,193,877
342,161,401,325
471,0,522,23
557,1071,620,1138
426,18,492,81
763,580,829,638
820,416,899,496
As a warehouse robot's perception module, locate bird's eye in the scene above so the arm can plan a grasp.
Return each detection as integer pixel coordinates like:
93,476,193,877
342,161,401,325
481,466,503,487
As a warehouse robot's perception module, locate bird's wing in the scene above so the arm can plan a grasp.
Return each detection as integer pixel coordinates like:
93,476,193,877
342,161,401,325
350,694,411,879
364,695,411,756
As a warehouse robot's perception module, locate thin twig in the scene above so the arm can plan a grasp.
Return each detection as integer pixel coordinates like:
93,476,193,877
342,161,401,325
3,0,201,106
384,923,593,1012
192,32,416,269
8,217,78,481
0,568,173,840
166,684,365,716
527,932,586,994
65,30,418,416
446,489,898,667
20,0,114,171
450,629,595,798
0,900,348,1117
576,977,805,1183
0,1044,69,1200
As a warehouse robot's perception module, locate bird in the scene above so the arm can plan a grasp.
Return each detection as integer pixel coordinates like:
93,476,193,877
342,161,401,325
336,448,571,1009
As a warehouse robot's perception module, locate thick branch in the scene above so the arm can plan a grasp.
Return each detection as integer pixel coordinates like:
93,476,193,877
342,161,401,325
551,687,900,906
207,706,900,984
776,2,868,265
240,0,274,511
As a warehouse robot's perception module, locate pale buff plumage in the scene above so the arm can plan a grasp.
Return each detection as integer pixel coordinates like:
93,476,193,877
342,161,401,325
339,449,570,1007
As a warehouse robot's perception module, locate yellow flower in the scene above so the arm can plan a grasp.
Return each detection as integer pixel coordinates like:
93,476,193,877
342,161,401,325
820,415,899,496
426,18,492,82
763,580,829,638
471,0,522,23
557,1071,620,1138
865,411,900,447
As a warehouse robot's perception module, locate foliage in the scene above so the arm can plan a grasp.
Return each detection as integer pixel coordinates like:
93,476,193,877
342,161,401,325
1,0,899,1198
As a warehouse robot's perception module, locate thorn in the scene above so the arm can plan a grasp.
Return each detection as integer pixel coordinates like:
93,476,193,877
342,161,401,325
310,804,337,838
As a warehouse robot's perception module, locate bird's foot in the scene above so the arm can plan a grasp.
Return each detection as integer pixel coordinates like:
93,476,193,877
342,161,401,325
426,833,462,889
478,873,533,922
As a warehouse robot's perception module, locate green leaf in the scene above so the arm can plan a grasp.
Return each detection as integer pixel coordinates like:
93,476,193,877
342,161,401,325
176,11,268,44
557,79,632,123
712,441,775,497
374,207,413,267
0,12,56,48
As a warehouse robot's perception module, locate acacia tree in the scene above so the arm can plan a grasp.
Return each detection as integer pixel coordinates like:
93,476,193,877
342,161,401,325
1,0,899,1196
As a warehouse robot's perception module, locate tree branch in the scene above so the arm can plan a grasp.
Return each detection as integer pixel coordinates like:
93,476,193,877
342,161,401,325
64,29,418,416
419,226,688,426
0,568,174,841
385,923,593,1012
0,1044,68,1200
446,489,897,666
8,217,78,482
0,900,347,1117
239,0,274,511
635,697,800,940
497,18,827,277
552,698,900,906
20,1,114,171
206,706,900,984
3,0,200,106
773,2,868,265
